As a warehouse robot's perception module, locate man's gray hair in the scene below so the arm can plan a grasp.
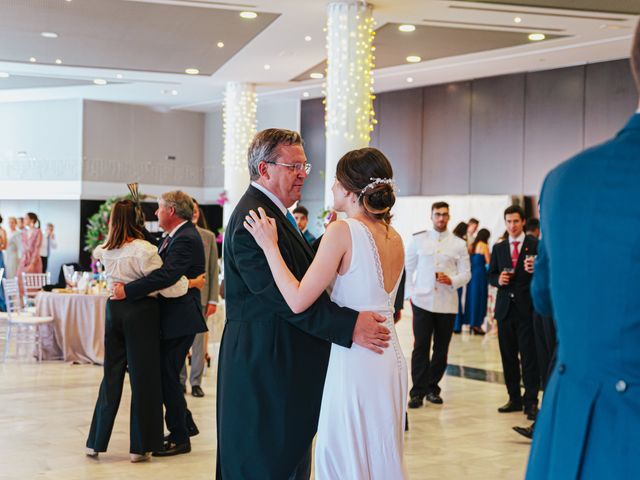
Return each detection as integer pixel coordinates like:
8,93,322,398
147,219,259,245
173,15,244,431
247,128,303,181
160,190,194,221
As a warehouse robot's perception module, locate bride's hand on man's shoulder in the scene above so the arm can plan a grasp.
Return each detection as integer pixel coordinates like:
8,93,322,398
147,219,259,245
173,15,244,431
243,207,278,250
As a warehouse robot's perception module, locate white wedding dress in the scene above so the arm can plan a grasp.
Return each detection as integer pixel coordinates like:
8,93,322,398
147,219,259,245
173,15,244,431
315,219,408,479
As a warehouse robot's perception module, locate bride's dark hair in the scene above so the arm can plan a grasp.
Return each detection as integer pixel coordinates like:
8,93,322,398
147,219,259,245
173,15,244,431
335,147,395,224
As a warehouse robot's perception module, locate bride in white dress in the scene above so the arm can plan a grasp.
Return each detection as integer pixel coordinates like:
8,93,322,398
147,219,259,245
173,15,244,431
244,147,408,479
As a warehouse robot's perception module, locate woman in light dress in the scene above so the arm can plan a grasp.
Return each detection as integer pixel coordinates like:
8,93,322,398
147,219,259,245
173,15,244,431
4,217,21,280
85,200,204,463
0,214,6,310
245,147,408,479
16,212,43,299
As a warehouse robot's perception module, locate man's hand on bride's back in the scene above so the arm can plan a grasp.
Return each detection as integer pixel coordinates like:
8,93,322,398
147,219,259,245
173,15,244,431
353,312,390,354
244,207,278,251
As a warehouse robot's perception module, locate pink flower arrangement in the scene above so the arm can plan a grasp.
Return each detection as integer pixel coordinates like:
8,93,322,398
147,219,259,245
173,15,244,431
216,190,229,206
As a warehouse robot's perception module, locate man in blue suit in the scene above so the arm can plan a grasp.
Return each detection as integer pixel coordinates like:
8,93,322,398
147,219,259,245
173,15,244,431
526,23,640,479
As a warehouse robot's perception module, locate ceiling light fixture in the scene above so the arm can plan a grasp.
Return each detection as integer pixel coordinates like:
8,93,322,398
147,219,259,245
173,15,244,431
239,11,257,19
93,79,107,85
55,58,62,64
116,73,123,79
406,77,414,83
514,17,522,23
185,68,200,75
398,24,416,32
29,57,37,63
310,72,324,79
0,72,10,78
217,42,224,48
528,33,546,41
302,92,309,98
264,64,271,70
406,55,421,63
304,35,312,42
162,89,178,96
41,32,59,38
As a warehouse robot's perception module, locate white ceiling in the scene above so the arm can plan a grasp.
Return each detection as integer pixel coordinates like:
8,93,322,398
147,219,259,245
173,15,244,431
0,0,637,112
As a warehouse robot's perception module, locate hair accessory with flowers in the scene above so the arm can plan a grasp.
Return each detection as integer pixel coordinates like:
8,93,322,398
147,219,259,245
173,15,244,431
358,177,397,200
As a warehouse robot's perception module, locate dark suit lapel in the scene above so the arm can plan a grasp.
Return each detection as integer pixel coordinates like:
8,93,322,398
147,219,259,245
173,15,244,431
246,186,315,260
163,221,192,256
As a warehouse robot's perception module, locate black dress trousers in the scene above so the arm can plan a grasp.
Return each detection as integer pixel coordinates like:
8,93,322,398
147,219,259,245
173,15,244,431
87,297,164,454
409,303,455,398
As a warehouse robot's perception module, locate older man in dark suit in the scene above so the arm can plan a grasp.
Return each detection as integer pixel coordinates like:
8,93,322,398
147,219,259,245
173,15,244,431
216,129,389,480
112,190,207,457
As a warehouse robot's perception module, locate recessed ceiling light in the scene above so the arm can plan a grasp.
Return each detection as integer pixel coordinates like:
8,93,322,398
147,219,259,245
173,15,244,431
398,24,416,33
239,11,257,19
55,58,62,64
162,89,179,96
304,35,312,42
116,73,123,79
528,33,546,41
264,64,271,70
302,92,309,98
185,68,200,75
217,42,224,48
406,55,421,63
406,77,414,83
29,57,37,63
41,32,59,39
514,17,522,24
93,78,107,85
310,72,324,79
0,72,10,78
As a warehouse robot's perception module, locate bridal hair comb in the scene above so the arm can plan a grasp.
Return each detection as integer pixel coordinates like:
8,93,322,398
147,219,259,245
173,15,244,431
358,177,396,200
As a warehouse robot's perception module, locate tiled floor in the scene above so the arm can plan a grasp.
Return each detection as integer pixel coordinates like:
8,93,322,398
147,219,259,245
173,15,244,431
0,313,533,479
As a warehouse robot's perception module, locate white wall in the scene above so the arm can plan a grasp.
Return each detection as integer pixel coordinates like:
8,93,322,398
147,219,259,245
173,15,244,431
257,98,300,132
392,195,513,249
0,99,83,198
204,108,224,195
0,200,81,280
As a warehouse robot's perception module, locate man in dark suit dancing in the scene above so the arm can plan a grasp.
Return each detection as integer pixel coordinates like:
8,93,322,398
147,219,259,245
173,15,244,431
112,191,207,456
216,129,390,480
488,205,540,421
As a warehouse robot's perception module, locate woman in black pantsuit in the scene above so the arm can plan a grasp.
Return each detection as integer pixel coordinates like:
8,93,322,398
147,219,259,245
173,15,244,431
86,200,204,462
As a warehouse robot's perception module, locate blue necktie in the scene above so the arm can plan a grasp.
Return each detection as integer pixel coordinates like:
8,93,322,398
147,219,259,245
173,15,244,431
285,211,301,235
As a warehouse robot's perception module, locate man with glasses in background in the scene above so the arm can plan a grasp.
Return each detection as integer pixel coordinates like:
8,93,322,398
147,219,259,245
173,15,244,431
406,202,470,407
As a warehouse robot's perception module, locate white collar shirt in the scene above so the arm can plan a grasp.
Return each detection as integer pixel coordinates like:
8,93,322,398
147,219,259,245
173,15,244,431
251,181,288,215
404,229,471,314
168,220,188,238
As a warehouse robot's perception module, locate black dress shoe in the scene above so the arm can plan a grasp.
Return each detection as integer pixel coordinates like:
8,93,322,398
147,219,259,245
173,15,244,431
152,441,191,457
524,404,539,421
425,392,443,404
408,396,423,409
470,326,486,335
512,423,534,439
182,385,187,394
498,400,523,413
191,386,205,398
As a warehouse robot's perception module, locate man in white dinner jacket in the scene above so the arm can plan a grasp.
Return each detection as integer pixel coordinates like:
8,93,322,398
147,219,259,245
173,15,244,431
406,201,470,407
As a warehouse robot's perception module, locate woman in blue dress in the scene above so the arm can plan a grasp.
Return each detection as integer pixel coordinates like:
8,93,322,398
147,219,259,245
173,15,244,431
464,228,491,335
452,222,468,333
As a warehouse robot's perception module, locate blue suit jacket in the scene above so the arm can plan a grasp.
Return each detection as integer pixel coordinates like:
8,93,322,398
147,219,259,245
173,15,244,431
124,221,207,340
527,114,640,479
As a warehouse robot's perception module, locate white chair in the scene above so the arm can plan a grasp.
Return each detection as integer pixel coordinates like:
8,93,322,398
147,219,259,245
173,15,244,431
22,272,51,313
2,277,54,362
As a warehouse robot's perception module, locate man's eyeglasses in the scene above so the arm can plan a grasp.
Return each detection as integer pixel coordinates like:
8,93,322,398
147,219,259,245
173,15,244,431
265,161,312,175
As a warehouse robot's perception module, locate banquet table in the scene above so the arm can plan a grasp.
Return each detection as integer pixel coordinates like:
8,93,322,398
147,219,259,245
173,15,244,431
36,291,108,364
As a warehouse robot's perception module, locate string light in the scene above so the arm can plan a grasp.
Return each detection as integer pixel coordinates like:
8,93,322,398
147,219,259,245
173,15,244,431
325,3,376,144
222,82,257,173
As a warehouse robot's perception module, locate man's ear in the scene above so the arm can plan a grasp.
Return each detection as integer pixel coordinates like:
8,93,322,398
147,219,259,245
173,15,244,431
257,161,270,179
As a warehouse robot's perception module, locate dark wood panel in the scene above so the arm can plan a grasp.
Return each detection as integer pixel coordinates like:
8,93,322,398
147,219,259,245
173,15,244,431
375,88,423,195
300,98,327,202
470,73,525,194
421,82,472,195
584,59,637,148
523,66,585,195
